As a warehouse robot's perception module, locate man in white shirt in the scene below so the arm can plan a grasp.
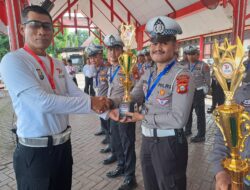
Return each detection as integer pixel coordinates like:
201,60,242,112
83,55,96,96
0,5,110,190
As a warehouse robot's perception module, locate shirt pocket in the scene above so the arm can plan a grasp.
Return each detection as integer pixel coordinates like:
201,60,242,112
155,87,172,107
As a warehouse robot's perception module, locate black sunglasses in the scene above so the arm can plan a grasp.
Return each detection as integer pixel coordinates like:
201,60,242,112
23,20,53,31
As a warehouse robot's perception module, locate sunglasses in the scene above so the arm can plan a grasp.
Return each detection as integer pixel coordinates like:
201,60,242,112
23,20,53,31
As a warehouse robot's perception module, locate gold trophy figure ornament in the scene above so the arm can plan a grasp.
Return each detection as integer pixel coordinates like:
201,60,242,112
118,23,137,119
213,37,250,190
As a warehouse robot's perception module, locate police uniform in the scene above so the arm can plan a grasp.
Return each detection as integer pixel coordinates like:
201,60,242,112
104,34,137,189
0,46,93,190
111,16,195,190
136,50,145,78
87,45,112,145
243,48,250,83
84,43,103,96
184,45,211,142
142,48,153,70
207,72,225,113
211,82,250,189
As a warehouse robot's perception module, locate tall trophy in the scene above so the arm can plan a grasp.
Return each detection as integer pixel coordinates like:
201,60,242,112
118,23,137,119
213,37,250,190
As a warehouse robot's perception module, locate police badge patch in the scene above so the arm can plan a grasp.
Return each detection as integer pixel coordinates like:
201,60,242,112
36,69,44,80
153,19,165,34
176,74,189,94
156,97,169,106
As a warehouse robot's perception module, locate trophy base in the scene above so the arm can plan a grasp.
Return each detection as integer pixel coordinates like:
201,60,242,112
119,102,134,119
223,158,249,190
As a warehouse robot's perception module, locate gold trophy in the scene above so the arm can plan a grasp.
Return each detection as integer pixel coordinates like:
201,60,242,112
213,37,250,190
118,23,137,119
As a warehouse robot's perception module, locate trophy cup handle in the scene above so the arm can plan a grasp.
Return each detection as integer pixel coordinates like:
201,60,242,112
118,56,126,74
214,109,228,146
131,55,137,69
239,112,250,152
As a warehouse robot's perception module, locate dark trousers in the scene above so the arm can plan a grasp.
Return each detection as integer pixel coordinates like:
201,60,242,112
186,89,206,137
13,140,73,190
84,76,95,96
110,119,136,180
72,77,78,86
100,118,110,141
211,79,225,108
141,136,188,190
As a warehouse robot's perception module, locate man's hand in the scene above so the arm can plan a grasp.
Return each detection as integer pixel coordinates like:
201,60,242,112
109,109,119,121
121,112,144,123
215,171,231,190
91,96,112,114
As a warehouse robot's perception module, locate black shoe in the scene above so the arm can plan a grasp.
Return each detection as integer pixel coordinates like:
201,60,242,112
101,137,109,144
103,155,117,165
94,130,105,136
190,136,205,143
117,178,137,190
106,167,124,178
100,146,111,153
184,131,192,136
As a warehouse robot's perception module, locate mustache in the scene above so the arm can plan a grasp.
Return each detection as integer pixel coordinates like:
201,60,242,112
152,50,165,54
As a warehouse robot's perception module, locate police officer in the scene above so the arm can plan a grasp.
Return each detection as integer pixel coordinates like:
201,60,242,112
104,34,137,190
211,82,250,190
84,43,99,97
207,71,225,114
243,47,250,84
184,45,210,142
85,44,108,138
136,50,145,78
109,16,195,190
87,44,111,149
143,48,153,70
0,5,110,190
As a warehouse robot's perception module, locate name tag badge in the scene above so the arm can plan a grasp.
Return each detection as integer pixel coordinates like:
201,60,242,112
36,69,44,80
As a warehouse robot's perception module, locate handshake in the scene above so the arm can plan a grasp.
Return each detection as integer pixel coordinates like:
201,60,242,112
90,96,113,114
90,97,144,122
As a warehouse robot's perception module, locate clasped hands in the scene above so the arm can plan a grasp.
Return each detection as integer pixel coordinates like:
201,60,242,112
108,109,144,123
91,97,144,122
91,96,113,114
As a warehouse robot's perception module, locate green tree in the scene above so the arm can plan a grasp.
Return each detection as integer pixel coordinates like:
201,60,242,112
0,34,10,60
47,28,69,57
77,30,89,46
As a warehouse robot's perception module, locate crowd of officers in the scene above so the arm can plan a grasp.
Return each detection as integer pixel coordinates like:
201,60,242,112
85,21,250,189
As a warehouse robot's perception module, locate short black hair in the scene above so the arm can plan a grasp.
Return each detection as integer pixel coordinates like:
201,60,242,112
67,59,72,63
21,5,52,23
150,35,176,43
